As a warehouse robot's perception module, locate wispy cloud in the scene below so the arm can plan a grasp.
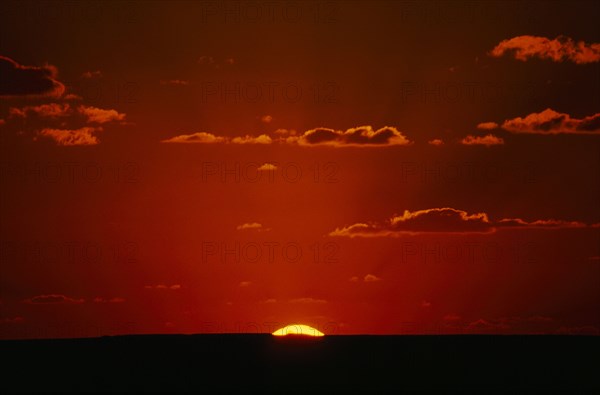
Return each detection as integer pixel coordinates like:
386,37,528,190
330,207,590,237
38,127,100,146
428,138,444,146
93,297,126,303
364,274,382,282
24,294,84,304
144,284,182,290
490,35,600,64
236,222,269,232
460,134,504,146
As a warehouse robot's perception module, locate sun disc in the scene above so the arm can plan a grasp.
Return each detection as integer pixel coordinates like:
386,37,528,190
272,324,325,337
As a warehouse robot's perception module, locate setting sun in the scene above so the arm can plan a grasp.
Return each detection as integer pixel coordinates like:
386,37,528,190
272,325,325,337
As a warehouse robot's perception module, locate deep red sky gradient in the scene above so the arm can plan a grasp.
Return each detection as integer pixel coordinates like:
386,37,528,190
1,1,599,338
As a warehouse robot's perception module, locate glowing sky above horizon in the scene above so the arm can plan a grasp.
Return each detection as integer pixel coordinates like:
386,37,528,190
1,0,599,338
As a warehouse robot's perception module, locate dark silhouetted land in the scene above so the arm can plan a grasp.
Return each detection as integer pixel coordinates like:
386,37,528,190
1,335,598,391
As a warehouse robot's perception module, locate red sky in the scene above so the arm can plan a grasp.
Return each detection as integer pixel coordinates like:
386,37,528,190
1,0,599,338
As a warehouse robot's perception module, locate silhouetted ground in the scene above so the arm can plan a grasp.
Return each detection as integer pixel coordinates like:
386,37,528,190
1,335,598,391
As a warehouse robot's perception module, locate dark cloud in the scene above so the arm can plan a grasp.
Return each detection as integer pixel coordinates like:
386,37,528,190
330,208,592,237
302,127,340,144
501,109,600,135
298,126,412,147
0,56,65,98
